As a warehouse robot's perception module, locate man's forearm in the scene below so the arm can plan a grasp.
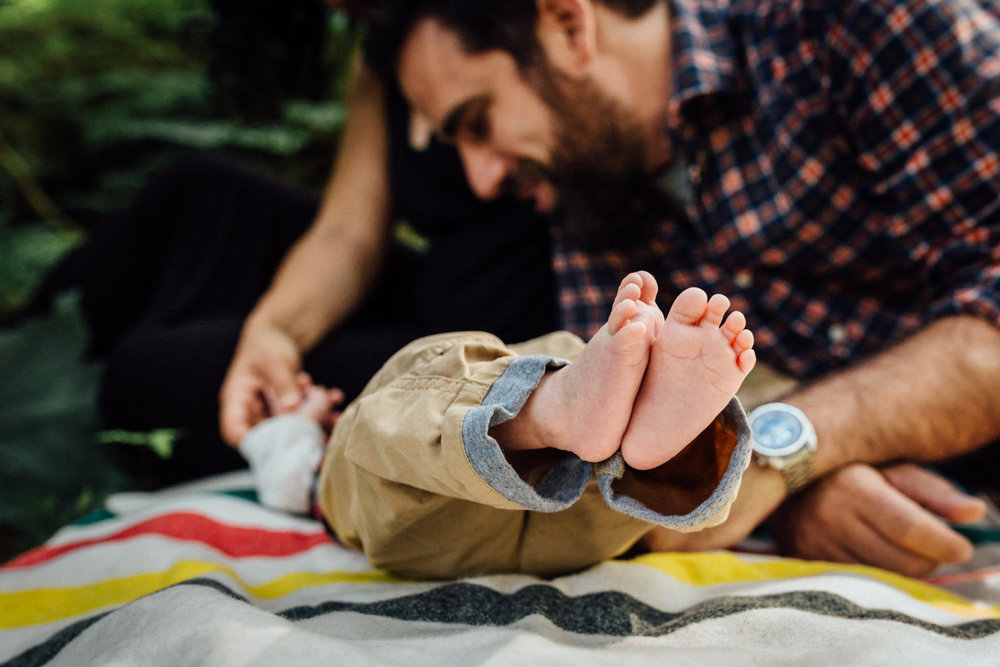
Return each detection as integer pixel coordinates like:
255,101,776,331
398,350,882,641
787,314,1000,475
219,62,392,445
250,218,385,351
249,61,391,352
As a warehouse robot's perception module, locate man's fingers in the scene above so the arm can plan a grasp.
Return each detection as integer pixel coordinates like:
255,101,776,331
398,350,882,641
266,366,305,411
863,477,975,566
219,365,275,446
223,402,264,445
839,514,940,578
220,381,263,446
883,463,987,524
220,321,306,443
774,463,976,577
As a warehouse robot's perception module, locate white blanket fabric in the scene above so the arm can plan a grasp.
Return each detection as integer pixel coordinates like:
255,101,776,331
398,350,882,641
2,472,999,666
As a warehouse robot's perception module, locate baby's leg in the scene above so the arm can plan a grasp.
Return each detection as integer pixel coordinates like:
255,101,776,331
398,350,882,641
490,271,663,462
621,287,755,470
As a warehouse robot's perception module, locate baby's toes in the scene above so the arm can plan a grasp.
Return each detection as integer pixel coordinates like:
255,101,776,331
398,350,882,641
612,320,654,367
699,294,731,328
614,274,643,307
732,329,756,374
634,270,659,305
666,287,709,326
721,310,747,342
608,297,639,334
732,328,754,353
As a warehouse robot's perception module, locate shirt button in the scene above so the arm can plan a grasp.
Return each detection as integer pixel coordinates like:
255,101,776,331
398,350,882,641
733,270,753,288
828,324,848,345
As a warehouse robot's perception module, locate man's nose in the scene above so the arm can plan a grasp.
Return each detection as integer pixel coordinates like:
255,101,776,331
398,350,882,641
458,143,510,201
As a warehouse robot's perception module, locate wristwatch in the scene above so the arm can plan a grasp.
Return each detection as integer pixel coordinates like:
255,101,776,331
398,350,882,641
748,402,817,493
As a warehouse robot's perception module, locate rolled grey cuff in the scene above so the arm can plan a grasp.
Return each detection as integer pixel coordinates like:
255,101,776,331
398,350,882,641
462,355,593,512
596,397,752,528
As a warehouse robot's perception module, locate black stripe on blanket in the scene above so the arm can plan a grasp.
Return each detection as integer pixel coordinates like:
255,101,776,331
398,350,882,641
6,578,1000,667
279,580,1000,639
1,579,247,667
2,613,113,667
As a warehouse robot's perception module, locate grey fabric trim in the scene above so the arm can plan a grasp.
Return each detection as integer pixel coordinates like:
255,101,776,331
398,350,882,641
597,397,752,528
462,355,593,512
462,359,751,523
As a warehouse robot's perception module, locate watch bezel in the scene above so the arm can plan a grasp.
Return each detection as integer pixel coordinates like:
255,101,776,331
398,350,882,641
749,403,816,458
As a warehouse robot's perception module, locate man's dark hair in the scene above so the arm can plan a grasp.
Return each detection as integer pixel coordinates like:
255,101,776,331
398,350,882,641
363,0,658,83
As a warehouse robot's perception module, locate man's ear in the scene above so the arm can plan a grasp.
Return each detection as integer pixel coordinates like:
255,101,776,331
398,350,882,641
536,0,597,68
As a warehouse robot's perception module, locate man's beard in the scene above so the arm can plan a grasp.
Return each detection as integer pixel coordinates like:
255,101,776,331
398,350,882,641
506,63,662,249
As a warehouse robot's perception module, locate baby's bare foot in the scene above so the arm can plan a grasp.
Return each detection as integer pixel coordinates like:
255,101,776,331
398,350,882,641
491,271,663,461
621,287,756,470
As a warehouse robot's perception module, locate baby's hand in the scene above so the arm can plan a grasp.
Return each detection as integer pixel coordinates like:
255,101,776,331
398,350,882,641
269,372,344,433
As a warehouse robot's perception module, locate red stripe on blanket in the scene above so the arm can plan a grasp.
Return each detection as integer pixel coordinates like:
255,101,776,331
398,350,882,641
2,512,331,569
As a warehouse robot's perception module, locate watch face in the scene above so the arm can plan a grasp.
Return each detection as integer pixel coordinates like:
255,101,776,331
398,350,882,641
751,410,803,457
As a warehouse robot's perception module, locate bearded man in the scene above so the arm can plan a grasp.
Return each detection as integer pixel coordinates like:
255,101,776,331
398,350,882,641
360,0,1000,577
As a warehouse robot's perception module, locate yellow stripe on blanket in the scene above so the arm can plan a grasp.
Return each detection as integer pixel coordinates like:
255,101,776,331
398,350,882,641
0,560,398,628
632,551,1000,618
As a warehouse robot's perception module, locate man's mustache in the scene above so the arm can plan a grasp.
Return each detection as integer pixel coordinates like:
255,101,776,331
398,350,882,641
499,159,551,200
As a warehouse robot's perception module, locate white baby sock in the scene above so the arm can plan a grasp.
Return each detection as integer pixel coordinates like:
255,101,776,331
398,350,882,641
239,415,325,514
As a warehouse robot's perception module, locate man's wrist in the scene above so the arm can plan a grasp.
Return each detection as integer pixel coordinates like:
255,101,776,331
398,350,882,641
749,402,818,494
244,307,310,352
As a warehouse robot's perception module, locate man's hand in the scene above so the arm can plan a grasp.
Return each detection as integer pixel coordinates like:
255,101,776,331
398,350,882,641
772,463,986,578
219,319,305,446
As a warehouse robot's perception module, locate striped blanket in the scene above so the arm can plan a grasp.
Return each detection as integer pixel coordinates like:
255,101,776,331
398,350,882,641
3,472,1000,666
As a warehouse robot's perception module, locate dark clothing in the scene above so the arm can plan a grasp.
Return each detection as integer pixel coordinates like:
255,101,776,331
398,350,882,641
32,101,557,483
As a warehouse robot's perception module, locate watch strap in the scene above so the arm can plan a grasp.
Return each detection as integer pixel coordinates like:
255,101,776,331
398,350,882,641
749,402,817,494
780,447,814,494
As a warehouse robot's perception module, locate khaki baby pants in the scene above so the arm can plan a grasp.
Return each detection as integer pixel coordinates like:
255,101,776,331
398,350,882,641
317,331,750,579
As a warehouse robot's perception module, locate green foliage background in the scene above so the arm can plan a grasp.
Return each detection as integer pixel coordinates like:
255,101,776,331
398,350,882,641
0,0,359,561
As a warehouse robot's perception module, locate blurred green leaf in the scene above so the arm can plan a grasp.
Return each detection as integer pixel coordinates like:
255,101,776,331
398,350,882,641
0,293,132,560
0,0,356,237
284,100,347,132
0,0,361,562
0,220,81,316
98,428,182,460
91,118,311,154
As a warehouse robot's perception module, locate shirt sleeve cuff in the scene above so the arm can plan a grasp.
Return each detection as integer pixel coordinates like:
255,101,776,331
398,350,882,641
461,355,594,512
462,359,752,528
595,397,752,529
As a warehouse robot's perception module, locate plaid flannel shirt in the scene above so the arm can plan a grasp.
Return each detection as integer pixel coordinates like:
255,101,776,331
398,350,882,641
553,0,1000,380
